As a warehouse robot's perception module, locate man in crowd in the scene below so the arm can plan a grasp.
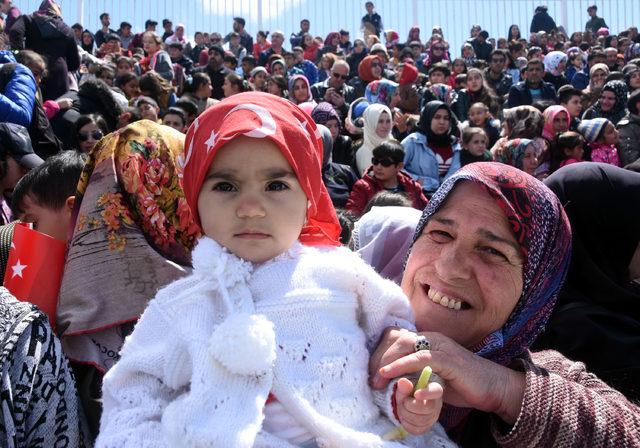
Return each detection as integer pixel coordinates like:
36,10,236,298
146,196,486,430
530,5,557,33
507,58,556,107
292,46,318,84
361,2,383,37
290,19,310,48
558,85,583,130
225,17,253,55
310,60,357,119
484,49,513,97
194,45,229,100
95,12,117,48
472,30,493,62
585,5,608,33
258,30,284,66
161,18,173,41
118,21,134,50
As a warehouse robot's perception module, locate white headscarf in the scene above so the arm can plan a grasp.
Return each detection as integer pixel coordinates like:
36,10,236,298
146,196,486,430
355,103,394,174
543,51,568,76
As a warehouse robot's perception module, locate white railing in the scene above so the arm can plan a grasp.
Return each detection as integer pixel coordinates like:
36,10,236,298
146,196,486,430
14,0,640,58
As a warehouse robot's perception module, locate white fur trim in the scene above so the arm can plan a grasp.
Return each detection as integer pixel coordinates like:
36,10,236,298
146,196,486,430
209,313,276,375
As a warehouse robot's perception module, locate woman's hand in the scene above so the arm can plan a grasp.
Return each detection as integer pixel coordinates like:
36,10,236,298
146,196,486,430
395,377,443,435
369,328,526,425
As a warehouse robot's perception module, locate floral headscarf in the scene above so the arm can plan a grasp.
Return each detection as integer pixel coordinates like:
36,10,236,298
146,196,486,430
494,138,534,171
406,26,421,45
625,43,640,64
323,31,341,49
58,120,200,372
365,79,398,106
287,74,313,105
543,51,568,76
593,79,629,125
358,55,384,83
542,105,570,140
311,101,342,130
428,83,457,106
408,162,571,427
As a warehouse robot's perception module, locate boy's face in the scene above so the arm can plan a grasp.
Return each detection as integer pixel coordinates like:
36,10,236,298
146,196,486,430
163,114,185,133
197,137,308,263
562,95,582,118
429,70,445,85
372,157,402,184
18,194,74,242
468,107,488,126
139,102,159,121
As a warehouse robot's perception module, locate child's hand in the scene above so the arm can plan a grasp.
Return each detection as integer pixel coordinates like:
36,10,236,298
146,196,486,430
395,377,443,435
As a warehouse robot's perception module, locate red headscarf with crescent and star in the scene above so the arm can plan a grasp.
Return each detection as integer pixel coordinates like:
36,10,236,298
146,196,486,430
181,91,341,247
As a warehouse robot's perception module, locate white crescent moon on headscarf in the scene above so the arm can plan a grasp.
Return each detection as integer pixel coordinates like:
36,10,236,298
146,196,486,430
223,104,277,138
178,116,200,170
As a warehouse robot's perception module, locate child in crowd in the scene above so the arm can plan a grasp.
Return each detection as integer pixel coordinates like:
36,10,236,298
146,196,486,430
134,96,160,122
551,131,585,171
97,92,453,448
460,127,493,166
578,117,621,166
462,102,501,148
346,141,428,217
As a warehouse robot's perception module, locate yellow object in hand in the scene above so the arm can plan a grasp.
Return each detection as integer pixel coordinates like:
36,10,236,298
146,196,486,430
382,366,433,441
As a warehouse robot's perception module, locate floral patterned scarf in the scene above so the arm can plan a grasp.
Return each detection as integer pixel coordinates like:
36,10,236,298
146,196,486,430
57,120,200,372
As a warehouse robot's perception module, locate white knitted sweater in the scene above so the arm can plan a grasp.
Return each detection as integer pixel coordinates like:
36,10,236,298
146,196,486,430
97,237,456,448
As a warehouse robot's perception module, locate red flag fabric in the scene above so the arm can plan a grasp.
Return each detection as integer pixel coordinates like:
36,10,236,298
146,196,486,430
3,223,66,330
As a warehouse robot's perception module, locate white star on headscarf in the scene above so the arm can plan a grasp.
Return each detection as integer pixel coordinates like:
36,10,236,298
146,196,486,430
11,260,27,279
204,130,217,152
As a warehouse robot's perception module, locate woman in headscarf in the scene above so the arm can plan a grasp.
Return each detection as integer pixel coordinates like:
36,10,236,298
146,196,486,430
624,42,640,64
287,74,315,106
354,103,394,175
405,26,421,46
9,0,80,101
80,29,95,54
539,105,571,175
422,40,449,71
543,50,569,92
493,138,540,176
401,100,461,197
364,78,398,107
57,120,201,437
352,54,384,97
318,31,343,60
537,163,640,403
623,64,640,94
311,101,354,168
394,62,420,114
618,89,640,166
581,63,609,111
316,124,357,208
582,79,629,126
370,162,640,446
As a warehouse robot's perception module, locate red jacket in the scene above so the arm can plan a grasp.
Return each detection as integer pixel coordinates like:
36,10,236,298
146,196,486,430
346,168,428,217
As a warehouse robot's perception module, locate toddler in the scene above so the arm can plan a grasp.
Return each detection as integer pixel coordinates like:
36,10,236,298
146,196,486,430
460,127,493,166
463,102,500,148
577,117,620,166
97,93,455,448
552,131,585,171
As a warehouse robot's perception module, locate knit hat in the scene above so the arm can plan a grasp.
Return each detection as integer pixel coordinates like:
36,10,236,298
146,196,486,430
249,66,267,78
577,118,610,142
182,92,341,247
370,43,388,57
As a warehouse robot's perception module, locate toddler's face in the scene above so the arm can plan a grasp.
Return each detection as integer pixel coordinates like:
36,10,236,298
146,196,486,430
197,136,308,263
465,134,487,156
468,107,487,126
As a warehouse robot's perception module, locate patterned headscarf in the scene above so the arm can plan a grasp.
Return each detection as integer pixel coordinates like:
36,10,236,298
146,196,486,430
398,62,418,86
365,79,398,106
287,74,313,105
410,162,572,367
358,55,384,83
494,138,534,171
182,91,341,247
543,51,568,76
311,102,342,130
542,105,570,140
58,120,201,372
592,79,629,125
625,43,640,64
427,83,457,106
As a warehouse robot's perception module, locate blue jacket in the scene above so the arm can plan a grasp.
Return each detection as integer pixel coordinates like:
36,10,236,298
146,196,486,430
507,80,556,108
571,69,589,90
0,51,36,128
401,132,462,195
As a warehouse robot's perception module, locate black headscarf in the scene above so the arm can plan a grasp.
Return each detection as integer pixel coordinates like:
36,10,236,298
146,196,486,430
536,162,640,401
417,100,458,147
628,88,640,116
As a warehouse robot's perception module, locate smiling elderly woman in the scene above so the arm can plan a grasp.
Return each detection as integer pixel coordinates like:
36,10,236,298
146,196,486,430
368,162,640,447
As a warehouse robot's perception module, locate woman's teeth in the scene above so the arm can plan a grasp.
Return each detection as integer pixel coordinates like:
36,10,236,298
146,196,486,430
427,287,464,310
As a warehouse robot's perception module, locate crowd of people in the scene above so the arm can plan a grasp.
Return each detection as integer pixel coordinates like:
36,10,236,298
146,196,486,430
0,0,638,446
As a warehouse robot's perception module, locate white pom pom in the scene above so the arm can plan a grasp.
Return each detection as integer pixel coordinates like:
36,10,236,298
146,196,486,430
208,313,276,375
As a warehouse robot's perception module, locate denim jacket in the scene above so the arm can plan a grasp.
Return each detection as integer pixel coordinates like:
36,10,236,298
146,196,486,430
401,132,462,195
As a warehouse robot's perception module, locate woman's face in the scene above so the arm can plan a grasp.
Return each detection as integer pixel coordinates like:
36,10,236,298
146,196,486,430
266,79,281,96
467,71,483,92
293,79,309,102
82,32,93,45
222,78,237,98
599,90,616,111
375,111,392,138
78,122,103,154
321,56,332,70
522,144,539,175
143,36,159,54
556,59,567,73
591,69,607,88
402,182,524,348
466,133,487,156
122,79,140,99
462,46,473,58
325,118,340,141
453,60,466,74
629,71,640,90
272,64,285,77
370,59,383,78
196,80,213,98
430,108,450,135
303,34,313,46
552,114,569,133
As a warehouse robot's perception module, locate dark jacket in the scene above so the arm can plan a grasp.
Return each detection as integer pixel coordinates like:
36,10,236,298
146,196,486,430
346,169,428,217
543,72,569,93
484,68,514,97
310,79,358,119
507,81,557,108
530,10,557,33
361,13,383,36
323,163,358,208
471,39,492,62
10,13,80,101
193,64,230,100
617,113,640,166
585,16,608,32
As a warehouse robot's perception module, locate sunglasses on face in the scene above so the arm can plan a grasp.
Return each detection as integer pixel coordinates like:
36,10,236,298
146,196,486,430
78,130,104,142
332,72,349,80
371,157,396,167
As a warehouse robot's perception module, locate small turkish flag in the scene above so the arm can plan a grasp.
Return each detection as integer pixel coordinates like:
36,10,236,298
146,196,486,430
3,223,66,331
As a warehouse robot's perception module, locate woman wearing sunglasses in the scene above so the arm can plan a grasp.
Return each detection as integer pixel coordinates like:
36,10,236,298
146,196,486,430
72,114,108,154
